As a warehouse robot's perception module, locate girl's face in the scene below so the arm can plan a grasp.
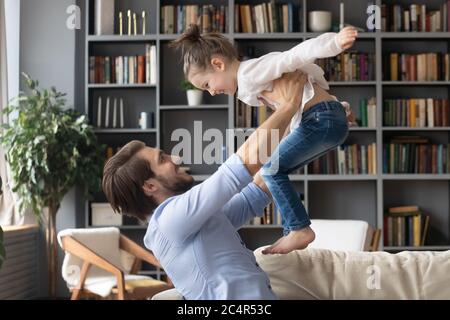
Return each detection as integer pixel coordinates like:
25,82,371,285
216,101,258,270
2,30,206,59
188,57,238,96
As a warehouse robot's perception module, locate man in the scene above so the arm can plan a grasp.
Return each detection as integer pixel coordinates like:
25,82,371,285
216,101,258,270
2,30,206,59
102,71,307,299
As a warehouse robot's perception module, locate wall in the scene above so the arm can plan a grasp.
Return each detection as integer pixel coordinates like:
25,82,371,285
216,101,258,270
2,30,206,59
20,0,85,297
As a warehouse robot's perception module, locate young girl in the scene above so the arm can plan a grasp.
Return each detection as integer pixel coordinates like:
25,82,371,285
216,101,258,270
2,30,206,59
171,24,357,254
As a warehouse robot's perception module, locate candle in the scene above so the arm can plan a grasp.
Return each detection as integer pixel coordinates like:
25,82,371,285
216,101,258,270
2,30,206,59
142,11,146,35
120,98,124,128
105,96,110,127
119,12,123,35
97,96,102,127
340,2,345,30
112,98,117,128
127,10,131,36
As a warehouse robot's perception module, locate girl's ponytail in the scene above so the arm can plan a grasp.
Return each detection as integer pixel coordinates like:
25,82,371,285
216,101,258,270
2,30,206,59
170,24,238,77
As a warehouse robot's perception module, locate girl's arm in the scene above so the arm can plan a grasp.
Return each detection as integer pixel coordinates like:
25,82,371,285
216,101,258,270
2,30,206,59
240,27,358,86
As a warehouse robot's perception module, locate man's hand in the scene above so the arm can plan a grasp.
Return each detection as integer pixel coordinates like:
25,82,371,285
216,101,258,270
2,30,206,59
337,26,358,50
260,71,308,112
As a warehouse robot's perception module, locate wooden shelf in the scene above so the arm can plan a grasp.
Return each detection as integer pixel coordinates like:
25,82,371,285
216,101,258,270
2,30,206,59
382,127,450,131
380,32,450,39
384,246,450,251
383,81,450,86
160,104,228,110
240,225,282,229
382,174,450,180
87,35,157,42
233,32,303,39
94,128,157,133
329,81,377,86
87,83,156,88
307,175,378,181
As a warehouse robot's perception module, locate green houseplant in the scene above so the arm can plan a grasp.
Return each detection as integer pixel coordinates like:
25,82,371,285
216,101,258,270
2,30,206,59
0,73,105,296
180,79,203,106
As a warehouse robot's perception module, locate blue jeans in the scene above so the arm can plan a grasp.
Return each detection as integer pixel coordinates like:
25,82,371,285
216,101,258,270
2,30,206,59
261,100,349,235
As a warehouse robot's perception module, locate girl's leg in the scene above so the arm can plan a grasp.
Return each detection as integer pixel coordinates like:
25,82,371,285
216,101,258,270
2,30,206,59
261,100,349,254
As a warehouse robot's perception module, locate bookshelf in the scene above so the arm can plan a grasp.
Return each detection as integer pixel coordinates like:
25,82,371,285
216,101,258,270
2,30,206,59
82,0,450,268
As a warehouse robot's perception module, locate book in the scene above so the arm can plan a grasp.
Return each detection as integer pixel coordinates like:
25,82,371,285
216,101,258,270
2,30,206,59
421,214,430,246
389,205,419,214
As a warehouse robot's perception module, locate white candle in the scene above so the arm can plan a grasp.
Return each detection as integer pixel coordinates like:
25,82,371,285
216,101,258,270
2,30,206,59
97,96,102,127
105,96,110,127
340,2,345,30
112,98,117,128
120,98,124,128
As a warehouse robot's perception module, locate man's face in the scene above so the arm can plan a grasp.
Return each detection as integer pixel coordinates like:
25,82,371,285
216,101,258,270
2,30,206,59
138,147,194,195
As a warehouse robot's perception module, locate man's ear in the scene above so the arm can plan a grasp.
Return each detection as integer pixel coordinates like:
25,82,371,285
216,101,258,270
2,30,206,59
143,179,158,197
211,57,225,71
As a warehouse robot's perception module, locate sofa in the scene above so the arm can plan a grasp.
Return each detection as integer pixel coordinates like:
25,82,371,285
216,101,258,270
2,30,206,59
151,220,450,300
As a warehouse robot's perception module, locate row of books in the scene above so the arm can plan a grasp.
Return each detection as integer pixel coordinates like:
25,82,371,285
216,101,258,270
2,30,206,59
310,143,377,175
317,52,375,82
384,53,450,81
383,206,430,247
383,99,450,128
161,5,228,34
358,98,377,128
234,2,298,33
383,136,450,174
89,45,157,85
235,100,273,128
381,2,450,32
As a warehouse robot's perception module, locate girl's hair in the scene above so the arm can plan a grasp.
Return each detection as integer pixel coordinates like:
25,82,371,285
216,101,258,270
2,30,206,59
169,24,239,77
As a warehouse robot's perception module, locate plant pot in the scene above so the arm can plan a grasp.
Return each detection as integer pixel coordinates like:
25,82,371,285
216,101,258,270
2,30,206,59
186,89,203,106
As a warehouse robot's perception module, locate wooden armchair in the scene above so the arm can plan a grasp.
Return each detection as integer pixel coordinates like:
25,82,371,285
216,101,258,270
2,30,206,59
58,228,173,300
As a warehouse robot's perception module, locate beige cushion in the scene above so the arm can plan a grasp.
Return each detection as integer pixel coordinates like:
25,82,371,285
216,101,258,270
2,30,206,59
151,288,184,300
255,246,450,299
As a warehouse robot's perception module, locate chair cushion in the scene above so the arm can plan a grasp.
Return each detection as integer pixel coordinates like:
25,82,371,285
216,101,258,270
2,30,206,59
57,227,125,296
309,219,370,251
254,246,450,299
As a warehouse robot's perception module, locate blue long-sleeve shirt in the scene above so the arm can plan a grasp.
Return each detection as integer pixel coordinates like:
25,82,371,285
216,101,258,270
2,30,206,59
143,153,277,300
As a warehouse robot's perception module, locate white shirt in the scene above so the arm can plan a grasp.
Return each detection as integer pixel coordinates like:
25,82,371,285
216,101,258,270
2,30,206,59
237,32,344,131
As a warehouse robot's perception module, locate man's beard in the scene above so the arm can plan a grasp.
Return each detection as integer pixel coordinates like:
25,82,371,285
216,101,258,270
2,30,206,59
157,174,194,195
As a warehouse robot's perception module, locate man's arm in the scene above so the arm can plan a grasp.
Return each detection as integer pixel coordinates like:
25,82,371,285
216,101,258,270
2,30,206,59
222,172,271,229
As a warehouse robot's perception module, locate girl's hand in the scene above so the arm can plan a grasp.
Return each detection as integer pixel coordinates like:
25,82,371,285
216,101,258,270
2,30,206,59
337,26,358,50
260,71,307,112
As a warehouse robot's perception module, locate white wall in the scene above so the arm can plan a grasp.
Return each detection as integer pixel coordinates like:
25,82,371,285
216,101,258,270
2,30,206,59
5,0,20,101
20,0,83,297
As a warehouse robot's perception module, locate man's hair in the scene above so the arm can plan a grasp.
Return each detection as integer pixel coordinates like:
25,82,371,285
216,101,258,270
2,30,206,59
169,24,239,77
102,140,157,220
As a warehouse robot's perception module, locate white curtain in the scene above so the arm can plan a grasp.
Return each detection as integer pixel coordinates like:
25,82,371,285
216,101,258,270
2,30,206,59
0,0,33,226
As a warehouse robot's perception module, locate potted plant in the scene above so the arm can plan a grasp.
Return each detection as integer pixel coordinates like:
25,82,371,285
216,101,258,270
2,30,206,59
0,73,105,297
180,79,203,106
